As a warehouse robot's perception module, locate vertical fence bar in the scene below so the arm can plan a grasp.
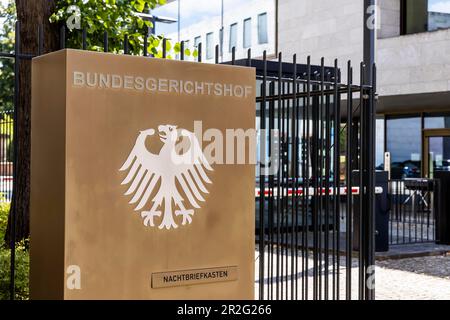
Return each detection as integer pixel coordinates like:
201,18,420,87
305,56,311,300
312,67,320,301
269,80,275,300
366,63,376,300
143,35,148,57
180,41,184,61
345,61,353,300
324,64,331,301
215,45,219,64
231,47,235,65
60,26,66,49
280,60,286,301
197,43,202,62
38,24,43,56
291,53,298,301
10,20,21,301
333,60,341,300
258,50,267,300
82,28,87,50
103,31,109,53
276,52,282,300
283,58,288,300
124,35,129,54
359,62,366,300
162,38,167,58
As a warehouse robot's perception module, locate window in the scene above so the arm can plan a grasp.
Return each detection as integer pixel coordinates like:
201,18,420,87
206,32,214,60
376,118,385,169
194,36,201,48
229,23,238,52
425,113,450,129
183,40,190,52
257,13,268,44
386,116,422,179
401,0,450,35
243,18,252,48
219,27,224,56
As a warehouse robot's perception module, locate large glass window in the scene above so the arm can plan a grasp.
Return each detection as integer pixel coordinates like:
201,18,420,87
243,18,252,48
229,23,238,52
376,118,385,169
386,116,422,179
425,113,450,129
402,0,450,35
206,32,214,60
194,36,201,48
257,13,268,44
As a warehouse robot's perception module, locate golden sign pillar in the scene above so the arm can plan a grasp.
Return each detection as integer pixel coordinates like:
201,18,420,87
30,49,255,299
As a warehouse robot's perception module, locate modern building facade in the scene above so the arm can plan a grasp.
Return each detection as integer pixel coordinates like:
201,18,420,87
152,0,276,61
153,0,450,179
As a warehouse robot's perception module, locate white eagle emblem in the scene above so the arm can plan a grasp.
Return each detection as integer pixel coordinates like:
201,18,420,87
120,125,213,229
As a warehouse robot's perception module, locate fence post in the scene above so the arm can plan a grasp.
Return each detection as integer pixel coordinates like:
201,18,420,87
10,20,20,301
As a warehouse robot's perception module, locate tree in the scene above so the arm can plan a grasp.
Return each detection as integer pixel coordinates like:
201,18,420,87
4,0,60,245
6,0,187,244
49,0,193,58
0,0,16,113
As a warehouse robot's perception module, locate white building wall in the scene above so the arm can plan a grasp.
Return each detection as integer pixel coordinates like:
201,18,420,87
377,28,450,97
161,0,450,98
278,0,364,84
378,0,401,39
278,0,450,98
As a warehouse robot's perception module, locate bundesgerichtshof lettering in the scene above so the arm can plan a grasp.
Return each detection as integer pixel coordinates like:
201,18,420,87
72,71,253,98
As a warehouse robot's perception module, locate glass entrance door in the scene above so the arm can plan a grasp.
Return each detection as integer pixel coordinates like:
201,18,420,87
423,129,450,178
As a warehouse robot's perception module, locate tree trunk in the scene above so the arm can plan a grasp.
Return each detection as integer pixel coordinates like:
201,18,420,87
5,0,59,244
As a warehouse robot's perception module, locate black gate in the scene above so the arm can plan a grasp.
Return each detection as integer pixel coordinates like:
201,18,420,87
1,22,376,300
246,53,377,300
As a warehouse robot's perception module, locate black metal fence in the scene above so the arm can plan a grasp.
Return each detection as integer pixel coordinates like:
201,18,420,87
0,111,14,202
388,179,439,245
253,52,376,300
1,22,377,300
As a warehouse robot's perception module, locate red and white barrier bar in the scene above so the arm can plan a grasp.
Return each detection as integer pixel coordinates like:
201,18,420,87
255,186,383,197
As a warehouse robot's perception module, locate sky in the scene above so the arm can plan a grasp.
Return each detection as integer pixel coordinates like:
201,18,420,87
430,0,450,13
151,0,450,36
151,0,243,35
1,0,450,30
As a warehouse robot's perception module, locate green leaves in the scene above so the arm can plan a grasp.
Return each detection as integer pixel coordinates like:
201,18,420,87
50,0,194,59
133,0,146,12
0,0,15,113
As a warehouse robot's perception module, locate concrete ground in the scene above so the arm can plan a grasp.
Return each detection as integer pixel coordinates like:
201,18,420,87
254,251,450,300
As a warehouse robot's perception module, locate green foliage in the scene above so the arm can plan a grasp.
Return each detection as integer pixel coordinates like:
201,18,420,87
0,203,29,300
50,0,194,58
0,0,15,113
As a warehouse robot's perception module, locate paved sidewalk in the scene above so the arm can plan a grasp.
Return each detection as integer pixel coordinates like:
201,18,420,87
376,262,450,300
254,251,450,300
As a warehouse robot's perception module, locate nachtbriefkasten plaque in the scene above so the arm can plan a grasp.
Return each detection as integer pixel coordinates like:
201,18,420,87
30,49,255,300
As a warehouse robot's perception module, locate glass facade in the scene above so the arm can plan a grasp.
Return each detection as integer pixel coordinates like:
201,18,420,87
206,32,214,59
376,118,385,169
194,36,201,48
428,136,450,178
229,23,238,52
257,13,268,44
425,113,450,129
402,0,450,35
151,0,275,61
243,18,252,48
386,116,422,179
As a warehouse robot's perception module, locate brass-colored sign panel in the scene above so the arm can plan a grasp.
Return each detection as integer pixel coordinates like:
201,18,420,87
152,266,238,288
30,49,255,300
